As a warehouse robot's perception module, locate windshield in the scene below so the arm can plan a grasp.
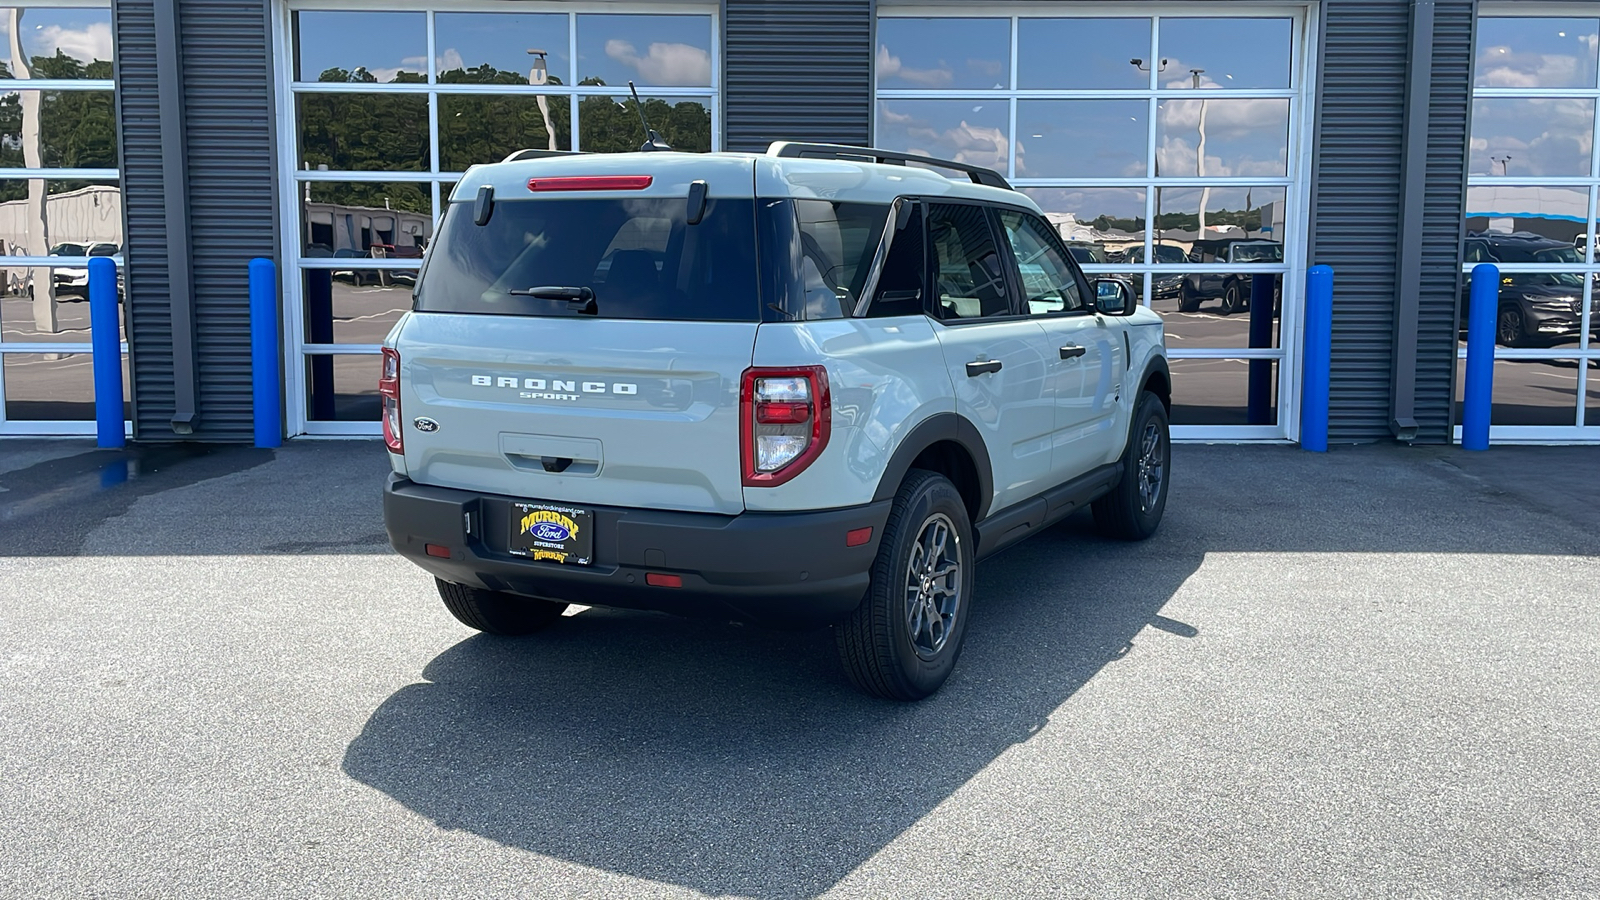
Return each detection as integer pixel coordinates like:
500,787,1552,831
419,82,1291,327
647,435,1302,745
1067,245,1109,264
1231,243,1284,262
1508,271,1585,288
415,196,759,321
1149,245,1188,264
1490,244,1583,264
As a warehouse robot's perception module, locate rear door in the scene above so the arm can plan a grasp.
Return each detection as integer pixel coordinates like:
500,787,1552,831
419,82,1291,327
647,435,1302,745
393,165,760,515
924,201,1057,515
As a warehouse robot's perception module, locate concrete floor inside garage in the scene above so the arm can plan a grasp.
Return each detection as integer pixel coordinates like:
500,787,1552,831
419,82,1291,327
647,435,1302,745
0,438,1595,897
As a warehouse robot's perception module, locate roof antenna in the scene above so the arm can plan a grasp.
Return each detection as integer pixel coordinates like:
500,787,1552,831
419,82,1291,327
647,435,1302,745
628,81,672,152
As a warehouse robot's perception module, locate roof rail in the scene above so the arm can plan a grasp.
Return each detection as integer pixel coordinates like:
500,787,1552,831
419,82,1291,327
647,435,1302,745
766,141,1012,190
501,149,584,163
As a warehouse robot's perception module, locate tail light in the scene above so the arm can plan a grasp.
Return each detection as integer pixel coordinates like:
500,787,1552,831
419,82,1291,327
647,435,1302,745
379,347,402,453
740,366,830,487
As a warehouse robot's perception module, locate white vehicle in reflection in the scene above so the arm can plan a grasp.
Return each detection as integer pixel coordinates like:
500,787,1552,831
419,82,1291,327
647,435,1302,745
48,242,123,300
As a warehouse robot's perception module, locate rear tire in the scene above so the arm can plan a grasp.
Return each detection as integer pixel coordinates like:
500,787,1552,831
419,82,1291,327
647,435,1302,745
1223,282,1245,315
1093,391,1171,541
436,578,568,635
836,470,975,701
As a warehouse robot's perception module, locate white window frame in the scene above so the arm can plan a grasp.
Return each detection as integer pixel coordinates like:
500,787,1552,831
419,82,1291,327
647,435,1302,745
0,0,127,437
272,0,723,437
875,3,1319,443
1458,3,1600,443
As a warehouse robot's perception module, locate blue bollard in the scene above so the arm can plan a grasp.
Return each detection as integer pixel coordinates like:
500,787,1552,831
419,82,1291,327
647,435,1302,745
1461,263,1499,451
249,258,282,448
88,256,123,448
1300,265,1334,452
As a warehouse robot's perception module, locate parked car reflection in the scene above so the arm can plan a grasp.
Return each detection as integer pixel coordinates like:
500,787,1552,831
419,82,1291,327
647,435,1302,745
1461,231,1594,347
1120,243,1187,301
1179,239,1283,315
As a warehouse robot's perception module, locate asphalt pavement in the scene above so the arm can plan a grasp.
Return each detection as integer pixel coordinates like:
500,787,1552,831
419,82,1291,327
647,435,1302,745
0,439,1596,898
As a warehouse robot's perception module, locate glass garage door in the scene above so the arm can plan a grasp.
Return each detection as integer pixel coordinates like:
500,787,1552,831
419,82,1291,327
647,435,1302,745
1463,11,1600,441
874,8,1314,440
0,4,125,436
277,2,720,436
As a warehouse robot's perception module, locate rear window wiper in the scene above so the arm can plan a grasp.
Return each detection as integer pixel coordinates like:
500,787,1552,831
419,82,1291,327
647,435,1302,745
506,285,597,315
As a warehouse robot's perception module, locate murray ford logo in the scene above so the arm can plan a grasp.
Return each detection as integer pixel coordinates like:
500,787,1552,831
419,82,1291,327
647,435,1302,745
471,374,637,402
521,509,579,544
412,416,439,432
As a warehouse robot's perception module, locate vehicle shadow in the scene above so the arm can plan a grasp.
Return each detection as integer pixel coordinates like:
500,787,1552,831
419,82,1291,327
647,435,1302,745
340,509,1200,899
340,445,1599,898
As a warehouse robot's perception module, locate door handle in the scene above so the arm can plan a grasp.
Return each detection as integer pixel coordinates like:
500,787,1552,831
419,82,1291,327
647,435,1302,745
966,360,1003,377
1060,345,1086,360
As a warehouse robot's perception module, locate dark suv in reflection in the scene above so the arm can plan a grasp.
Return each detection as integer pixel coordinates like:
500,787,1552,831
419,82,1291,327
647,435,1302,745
1179,239,1283,315
1122,243,1189,301
1461,232,1594,348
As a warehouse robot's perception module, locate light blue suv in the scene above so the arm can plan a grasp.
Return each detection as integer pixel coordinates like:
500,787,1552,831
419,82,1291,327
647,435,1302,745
381,142,1172,700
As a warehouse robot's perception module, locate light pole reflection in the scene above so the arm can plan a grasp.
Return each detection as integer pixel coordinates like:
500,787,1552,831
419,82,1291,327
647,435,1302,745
528,49,556,152
8,7,56,334
1191,69,1210,237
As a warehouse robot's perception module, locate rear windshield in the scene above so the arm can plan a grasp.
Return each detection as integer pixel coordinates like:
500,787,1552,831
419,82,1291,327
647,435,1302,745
415,196,759,321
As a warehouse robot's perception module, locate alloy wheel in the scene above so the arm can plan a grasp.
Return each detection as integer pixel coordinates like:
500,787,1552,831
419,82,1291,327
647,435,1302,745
1137,421,1166,514
904,512,962,660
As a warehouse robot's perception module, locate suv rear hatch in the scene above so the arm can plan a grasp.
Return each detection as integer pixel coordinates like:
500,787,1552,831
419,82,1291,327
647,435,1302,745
393,156,759,515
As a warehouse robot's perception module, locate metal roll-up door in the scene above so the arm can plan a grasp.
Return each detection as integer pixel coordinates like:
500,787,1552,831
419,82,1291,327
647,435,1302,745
723,0,873,151
179,0,275,441
1311,0,1411,443
112,0,175,437
1414,1,1474,443
1312,0,1475,444
114,0,273,441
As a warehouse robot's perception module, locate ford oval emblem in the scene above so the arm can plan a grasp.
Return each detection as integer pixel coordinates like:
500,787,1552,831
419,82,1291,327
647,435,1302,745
412,417,440,433
531,522,571,541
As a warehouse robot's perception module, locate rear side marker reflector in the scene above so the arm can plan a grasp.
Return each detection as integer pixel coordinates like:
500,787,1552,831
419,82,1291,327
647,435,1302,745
846,527,873,547
645,573,682,588
425,544,451,559
528,175,653,192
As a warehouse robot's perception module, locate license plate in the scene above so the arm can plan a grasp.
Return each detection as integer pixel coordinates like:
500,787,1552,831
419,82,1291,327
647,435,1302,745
508,502,593,565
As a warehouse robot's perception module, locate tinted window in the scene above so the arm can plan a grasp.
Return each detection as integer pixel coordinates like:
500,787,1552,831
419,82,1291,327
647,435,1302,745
794,200,891,319
928,204,1011,320
997,209,1085,315
866,202,926,318
416,197,759,321
1231,242,1284,262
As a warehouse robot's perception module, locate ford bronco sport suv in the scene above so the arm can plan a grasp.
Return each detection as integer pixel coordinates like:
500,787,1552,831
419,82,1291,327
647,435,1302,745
382,142,1172,700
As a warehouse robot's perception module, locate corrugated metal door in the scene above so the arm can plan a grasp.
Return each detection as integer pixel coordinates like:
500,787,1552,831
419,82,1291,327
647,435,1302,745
112,0,175,437
179,0,277,441
1417,1,1473,442
113,0,273,441
723,0,872,150
1311,0,1474,444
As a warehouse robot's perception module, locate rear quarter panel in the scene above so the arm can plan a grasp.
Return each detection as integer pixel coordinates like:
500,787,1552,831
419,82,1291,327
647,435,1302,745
745,317,954,512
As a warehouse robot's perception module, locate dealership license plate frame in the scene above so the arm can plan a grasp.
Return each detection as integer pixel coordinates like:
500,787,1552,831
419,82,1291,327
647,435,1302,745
508,501,594,566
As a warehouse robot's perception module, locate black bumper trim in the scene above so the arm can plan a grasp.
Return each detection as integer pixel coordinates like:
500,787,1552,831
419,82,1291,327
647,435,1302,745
383,474,891,627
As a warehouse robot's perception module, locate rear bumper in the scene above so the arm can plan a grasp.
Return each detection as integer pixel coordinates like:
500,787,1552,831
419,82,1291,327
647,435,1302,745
383,474,891,628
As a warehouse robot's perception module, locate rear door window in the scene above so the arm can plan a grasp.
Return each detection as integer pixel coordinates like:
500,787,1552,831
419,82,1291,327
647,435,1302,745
416,197,759,321
927,203,1012,320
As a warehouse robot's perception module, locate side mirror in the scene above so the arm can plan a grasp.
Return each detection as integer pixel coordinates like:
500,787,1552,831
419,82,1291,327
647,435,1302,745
1093,278,1136,316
